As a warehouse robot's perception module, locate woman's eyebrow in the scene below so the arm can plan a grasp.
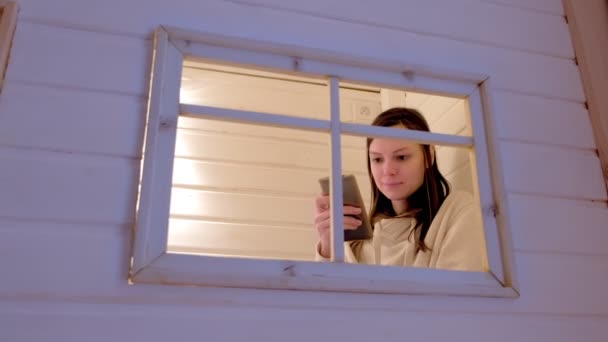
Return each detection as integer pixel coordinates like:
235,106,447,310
392,147,411,153
369,147,411,155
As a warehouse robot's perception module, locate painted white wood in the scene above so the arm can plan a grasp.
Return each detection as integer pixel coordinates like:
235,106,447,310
173,158,328,195
182,63,382,123
5,21,149,95
4,0,608,338
10,13,584,100
180,40,479,98
9,22,608,304
501,141,607,200
493,90,595,149
328,77,345,262
0,82,145,157
508,194,608,255
2,301,607,342
405,91,433,108
177,117,367,151
135,253,511,297
167,219,317,261
132,28,182,273
231,0,573,57
444,161,475,194
0,224,131,295
435,146,471,174
2,224,608,314
0,148,137,224
379,88,406,111
436,146,474,194
420,96,459,126
18,0,573,58
429,100,470,136
0,1,17,93
181,66,329,120
479,80,520,291
564,0,608,192
169,188,312,225
482,0,564,15
341,123,473,147
173,129,351,170
467,88,505,284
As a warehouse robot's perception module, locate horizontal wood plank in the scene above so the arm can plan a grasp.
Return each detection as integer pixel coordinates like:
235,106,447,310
492,90,595,149
9,11,583,100
0,82,145,157
19,0,573,57
5,22,150,95
508,193,608,255
482,0,564,15
1,301,606,342
169,188,313,225
0,223,130,294
168,218,317,261
500,141,607,200
0,149,138,224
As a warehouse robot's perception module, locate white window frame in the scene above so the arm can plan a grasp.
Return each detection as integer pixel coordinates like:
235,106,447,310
0,0,18,93
130,26,518,298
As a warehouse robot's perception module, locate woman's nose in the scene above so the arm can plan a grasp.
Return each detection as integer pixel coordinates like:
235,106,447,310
383,162,397,175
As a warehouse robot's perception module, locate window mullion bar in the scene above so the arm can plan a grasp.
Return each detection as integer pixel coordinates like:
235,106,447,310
341,122,473,148
329,77,345,263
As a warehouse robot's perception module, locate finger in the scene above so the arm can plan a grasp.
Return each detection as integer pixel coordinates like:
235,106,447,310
314,210,330,225
343,206,362,215
343,217,362,230
316,220,330,232
314,195,330,211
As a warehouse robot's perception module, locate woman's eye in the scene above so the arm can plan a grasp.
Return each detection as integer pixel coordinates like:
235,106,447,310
396,155,410,161
371,157,382,164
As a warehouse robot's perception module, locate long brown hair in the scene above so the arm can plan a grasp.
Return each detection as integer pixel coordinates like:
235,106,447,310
367,107,450,252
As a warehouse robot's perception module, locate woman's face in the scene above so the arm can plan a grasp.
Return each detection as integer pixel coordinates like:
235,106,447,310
368,135,427,213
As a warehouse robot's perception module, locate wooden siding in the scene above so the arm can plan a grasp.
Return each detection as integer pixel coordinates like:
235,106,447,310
1,0,607,341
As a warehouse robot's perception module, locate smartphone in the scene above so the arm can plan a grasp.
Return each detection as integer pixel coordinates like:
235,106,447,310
318,174,373,241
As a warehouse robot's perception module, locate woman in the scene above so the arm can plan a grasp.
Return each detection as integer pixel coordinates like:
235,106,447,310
314,107,487,272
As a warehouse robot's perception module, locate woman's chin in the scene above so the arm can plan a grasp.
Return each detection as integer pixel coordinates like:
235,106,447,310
383,193,409,202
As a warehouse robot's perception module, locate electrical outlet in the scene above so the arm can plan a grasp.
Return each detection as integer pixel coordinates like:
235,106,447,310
352,102,380,123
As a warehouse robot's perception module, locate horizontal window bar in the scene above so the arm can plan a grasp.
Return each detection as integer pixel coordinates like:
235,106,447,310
341,122,473,147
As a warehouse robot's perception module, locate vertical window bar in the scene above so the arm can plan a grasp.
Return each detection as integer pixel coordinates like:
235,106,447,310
467,87,505,283
329,77,345,262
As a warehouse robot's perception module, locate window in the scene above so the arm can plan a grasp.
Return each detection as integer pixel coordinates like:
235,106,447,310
130,26,517,297
0,1,18,93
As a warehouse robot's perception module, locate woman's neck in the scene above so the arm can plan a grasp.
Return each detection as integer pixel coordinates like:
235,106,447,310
391,200,408,215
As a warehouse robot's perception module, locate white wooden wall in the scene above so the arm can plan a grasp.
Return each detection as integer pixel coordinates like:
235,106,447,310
1,0,607,341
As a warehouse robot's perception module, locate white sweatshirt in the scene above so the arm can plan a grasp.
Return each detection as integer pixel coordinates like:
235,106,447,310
317,191,488,272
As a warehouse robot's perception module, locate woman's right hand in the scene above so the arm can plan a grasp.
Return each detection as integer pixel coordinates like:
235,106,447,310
314,195,362,258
